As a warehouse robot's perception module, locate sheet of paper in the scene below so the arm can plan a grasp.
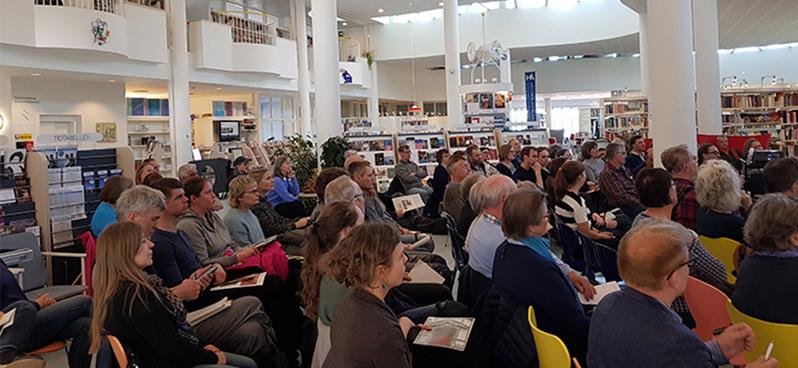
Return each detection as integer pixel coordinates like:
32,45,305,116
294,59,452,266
579,281,620,305
407,261,445,285
413,317,475,351
392,194,424,213
0,308,16,336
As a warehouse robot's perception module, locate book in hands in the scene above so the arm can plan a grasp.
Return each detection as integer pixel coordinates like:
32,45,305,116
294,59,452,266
413,317,475,351
250,235,278,251
186,298,232,327
210,272,267,291
406,261,445,285
578,281,621,305
392,194,425,213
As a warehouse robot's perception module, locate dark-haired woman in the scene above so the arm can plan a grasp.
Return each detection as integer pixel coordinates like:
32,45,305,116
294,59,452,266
426,149,451,218
553,161,622,244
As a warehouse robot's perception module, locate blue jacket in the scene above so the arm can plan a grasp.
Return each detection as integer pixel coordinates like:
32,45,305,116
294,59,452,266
625,153,645,178
267,176,300,207
149,228,204,288
492,239,590,362
90,201,118,238
589,287,726,368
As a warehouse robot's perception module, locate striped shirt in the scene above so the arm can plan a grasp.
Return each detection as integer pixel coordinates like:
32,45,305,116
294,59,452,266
555,192,591,230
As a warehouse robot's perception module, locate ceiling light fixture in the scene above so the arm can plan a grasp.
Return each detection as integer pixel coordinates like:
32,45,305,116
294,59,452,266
533,57,543,63
342,22,348,25
31,73,43,77
108,79,116,82
378,8,384,13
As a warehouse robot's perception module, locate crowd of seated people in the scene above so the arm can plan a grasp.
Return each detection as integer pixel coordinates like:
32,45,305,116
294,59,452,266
7,137,797,368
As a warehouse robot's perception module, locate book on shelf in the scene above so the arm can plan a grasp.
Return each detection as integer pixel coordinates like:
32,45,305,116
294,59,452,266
186,297,232,326
210,272,267,291
413,317,475,351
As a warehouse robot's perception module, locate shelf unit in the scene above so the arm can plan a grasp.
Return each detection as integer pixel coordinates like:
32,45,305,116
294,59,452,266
397,132,446,177
499,128,549,147
348,134,396,192
721,87,798,156
27,147,134,284
127,115,174,175
602,96,649,140
0,150,37,240
446,129,500,163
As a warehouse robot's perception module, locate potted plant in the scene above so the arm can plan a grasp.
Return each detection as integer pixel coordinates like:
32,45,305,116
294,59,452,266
320,136,351,169
362,50,375,69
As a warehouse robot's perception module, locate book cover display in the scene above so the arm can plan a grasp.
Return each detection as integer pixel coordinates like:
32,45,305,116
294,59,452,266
127,98,169,116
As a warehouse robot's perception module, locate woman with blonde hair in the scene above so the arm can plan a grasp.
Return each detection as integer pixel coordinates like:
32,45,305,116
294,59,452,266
89,222,256,368
695,159,752,245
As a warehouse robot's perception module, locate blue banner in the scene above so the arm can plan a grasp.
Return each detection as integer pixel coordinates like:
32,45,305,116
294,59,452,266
525,71,537,122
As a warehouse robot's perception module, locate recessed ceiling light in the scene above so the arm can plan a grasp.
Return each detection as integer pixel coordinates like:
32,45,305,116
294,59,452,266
378,8,384,13
438,1,443,5
31,73,43,77
216,87,223,90
342,22,348,25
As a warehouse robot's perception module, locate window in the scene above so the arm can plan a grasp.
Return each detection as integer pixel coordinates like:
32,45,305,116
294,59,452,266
260,96,294,141
550,107,580,137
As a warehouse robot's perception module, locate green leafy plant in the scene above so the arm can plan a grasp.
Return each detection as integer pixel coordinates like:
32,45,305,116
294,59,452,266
271,134,318,192
362,50,375,69
320,136,351,169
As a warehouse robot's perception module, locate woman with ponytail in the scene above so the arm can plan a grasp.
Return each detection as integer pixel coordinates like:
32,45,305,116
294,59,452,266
89,222,256,368
299,201,364,367
553,161,622,245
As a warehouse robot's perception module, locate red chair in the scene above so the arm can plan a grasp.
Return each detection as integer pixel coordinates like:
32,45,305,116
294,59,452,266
78,231,97,296
684,276,746,366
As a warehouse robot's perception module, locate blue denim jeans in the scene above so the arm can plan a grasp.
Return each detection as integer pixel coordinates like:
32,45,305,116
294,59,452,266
193,352,257,368
0,295,93,368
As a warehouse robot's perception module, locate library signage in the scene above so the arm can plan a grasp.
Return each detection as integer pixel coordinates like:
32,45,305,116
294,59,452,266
525,72,537,122
38,133,103,145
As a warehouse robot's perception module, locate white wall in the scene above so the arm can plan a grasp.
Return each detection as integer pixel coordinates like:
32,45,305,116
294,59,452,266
377,47,798,100
367,0,638,61
0,75,12,147
9,77,127,149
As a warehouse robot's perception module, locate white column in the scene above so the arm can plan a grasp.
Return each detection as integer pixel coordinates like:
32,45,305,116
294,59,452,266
310,0,341,146
0,75,11,147
693,0,722,134
638,12,650,96
647,0,698,166
544,97,552,138
368,61,380,124
293,0,312,138
443,0,462,126
167,0,192,169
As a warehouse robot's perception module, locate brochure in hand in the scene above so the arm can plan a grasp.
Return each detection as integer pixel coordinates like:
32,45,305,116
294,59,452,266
413,317,475,351
210,272,267,291
186,298,232,326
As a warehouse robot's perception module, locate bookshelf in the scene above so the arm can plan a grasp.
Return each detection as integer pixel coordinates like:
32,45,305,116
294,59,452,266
397,132,446,177
127,97,174,175
447,130,500,163
602,96,649,140
721,87,798,156
348,134,396,192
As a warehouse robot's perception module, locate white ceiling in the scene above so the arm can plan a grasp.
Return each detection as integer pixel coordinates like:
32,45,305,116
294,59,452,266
334,0,798,49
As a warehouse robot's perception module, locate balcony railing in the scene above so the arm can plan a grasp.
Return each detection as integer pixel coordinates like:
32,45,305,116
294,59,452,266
339,37,361,62
34,0,125,15
211,10,276,46
126,0,164,10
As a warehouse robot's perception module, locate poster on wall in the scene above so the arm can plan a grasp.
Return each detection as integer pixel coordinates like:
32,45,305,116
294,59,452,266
525,71,537,122
96,122,117,142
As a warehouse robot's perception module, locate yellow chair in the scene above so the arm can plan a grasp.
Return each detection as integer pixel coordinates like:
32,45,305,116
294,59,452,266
725,300,798,367
527,306,582,368
698,236,738,283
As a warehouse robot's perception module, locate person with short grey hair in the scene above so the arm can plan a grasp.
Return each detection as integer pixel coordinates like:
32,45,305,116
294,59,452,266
324,175,365,214
177,163,199,183
116,185,166,236
733,193,798,324
455,173,486,237
695,159,752,245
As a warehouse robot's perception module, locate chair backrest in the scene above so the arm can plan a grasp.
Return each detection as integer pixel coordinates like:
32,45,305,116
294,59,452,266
78,231,96,296
697,236,738,284
441,211,468,270
726,299,798,366
527,306,572,368
684,276,733,341
555,220,588,275
106,335,128,368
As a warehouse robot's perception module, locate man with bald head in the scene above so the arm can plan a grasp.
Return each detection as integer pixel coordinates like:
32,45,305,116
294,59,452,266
589,220,776,368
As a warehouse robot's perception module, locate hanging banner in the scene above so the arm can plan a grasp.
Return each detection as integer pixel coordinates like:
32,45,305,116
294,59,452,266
525,71,537,122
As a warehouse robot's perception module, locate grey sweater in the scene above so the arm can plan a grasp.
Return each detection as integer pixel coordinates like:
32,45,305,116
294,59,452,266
223,208,265,249
395,160,427,190
177,209,239,267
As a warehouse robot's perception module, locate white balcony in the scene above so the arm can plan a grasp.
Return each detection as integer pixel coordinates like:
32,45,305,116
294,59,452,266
0,0,168,64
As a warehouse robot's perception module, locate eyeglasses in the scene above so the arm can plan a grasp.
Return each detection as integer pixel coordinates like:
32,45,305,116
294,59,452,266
706,150,720,155
667,256,696,280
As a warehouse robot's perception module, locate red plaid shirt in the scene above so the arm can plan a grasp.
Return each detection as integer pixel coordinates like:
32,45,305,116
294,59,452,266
598,163,640,208
672,178,699,231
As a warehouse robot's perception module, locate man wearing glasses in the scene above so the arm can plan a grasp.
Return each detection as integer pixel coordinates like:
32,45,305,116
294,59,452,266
588,220,777,368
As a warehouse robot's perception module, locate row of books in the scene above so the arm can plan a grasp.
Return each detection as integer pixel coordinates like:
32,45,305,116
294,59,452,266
449,135,496,148
604,115,648,129
724,111,798,125
353,139,394,152
401,137,445,150
783,127,798,142
721,92,798,109
604,102,647,115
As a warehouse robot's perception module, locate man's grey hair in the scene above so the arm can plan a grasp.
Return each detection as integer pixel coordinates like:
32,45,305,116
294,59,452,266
695,159,743,213
177,163,197,182
605,142,626,162
324,175,363,203
116,185,165,219
461,173,485,208
473,175,516,212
